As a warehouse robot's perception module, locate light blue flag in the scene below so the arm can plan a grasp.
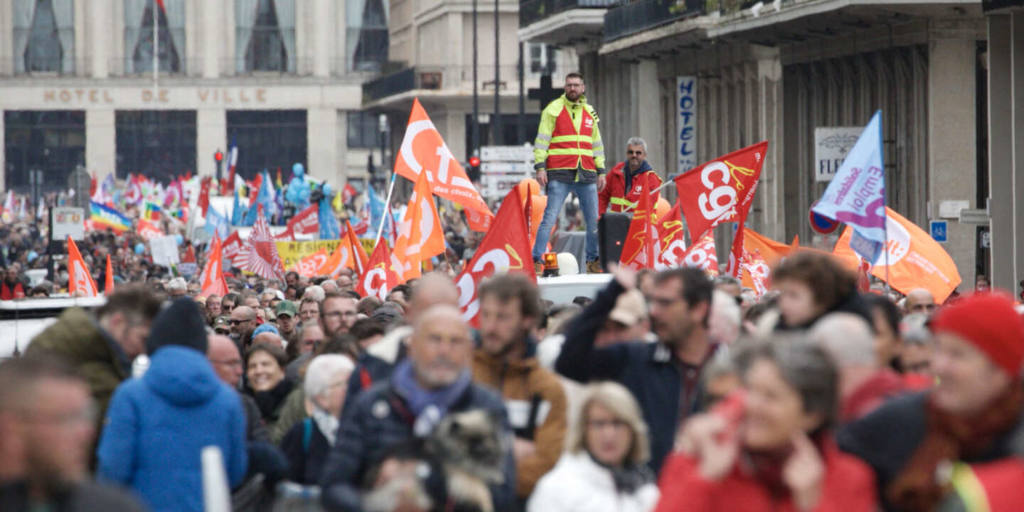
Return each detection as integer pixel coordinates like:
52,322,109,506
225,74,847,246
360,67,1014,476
367,184,387,239
318,184,341,240
811,110,886,262
205,208,230,239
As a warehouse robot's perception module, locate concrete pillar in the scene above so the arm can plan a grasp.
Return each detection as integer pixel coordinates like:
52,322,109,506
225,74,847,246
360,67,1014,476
313,0,331,77
437,111,467,173
74,0,86,76
196,109,226,178
928,37,978,288
756,48,785,241
0,113,5,192
989,15,1014,290
201,0,221,78
307,107,339,187
0,0,10,75
86,109,116,181
635,59,663,174
89,1,108,78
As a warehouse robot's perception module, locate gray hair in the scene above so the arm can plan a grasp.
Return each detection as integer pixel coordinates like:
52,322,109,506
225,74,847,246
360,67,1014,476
566,381,650,466
165,277,187,292
808,313,876,368
709,289,742,345
625,137,647,153
304,354,355,399
901,313,933,347
738,337,839,431
303,285,326,303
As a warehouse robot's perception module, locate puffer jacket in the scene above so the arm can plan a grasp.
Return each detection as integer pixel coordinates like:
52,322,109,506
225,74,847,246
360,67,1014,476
97,346,248,512
528,451,659,512
472,340,568,498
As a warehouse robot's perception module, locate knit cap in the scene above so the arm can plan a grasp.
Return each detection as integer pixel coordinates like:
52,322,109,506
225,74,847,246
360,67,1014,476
931,292,1024,376
146,298,209,355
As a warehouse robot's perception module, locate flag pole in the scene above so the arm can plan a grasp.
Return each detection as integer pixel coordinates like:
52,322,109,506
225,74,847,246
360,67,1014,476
373,173,398,247
878,110,891,294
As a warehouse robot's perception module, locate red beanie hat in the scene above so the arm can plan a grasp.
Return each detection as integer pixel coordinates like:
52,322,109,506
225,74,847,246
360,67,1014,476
931,292,1024,377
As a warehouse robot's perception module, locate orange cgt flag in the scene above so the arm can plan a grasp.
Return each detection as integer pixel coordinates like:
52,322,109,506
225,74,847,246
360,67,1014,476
393,98,494,231
619,176,657,270
833,207,961,301
199,235,229,298
740,227,794,290
293,248,330,278
393,170,445,282
67,236,98,297
104,254,114,295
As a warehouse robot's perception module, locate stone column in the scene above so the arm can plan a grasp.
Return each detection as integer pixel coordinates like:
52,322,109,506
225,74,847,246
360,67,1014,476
635,59,664,174
196,109,226,178
0,113,5,192
307,107,339,187
89,0,108,78
928,36,978,289
989,15,1014,290
756,47,785,241
201,0,220,78
313,0,331,77
86,109,116,181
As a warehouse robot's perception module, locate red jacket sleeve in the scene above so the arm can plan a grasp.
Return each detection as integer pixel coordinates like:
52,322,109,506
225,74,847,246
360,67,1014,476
654,453,718,512
813,451,878,512
600,162,624,216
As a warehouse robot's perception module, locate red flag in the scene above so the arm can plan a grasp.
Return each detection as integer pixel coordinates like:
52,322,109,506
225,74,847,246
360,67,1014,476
286,205,319,236
104,254,114,295
455,187,535,327
137,218,163,241
394,98,494,231
393,170,445,282
155,0,166,12
345,219,370,274
680,235,720,277
222,231,245,268
200,235,229,298
198,177,211,217
67,236,98,297
654,203,688,269
357,242,401,301
243,207,286,281
274,225,295,241
674,141,768,244
619,177,657,270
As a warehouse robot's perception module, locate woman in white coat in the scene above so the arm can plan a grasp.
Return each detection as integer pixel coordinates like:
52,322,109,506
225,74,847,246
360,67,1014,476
527,381,659,512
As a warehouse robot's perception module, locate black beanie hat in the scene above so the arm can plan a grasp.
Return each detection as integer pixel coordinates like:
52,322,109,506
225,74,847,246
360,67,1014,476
146,298,209,355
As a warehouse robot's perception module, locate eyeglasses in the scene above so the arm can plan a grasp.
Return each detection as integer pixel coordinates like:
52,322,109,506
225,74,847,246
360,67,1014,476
228,318,252,325
587,418,629,431
214,328,230,335
627,150,644,155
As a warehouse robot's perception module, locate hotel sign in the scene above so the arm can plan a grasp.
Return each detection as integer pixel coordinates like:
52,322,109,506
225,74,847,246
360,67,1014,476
41,87,269,106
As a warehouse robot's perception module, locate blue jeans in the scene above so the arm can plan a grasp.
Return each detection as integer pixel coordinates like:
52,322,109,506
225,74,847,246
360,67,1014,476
532,179,599,263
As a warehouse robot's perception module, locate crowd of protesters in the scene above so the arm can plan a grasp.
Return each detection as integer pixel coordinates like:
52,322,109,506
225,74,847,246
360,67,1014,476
2,210,1023,512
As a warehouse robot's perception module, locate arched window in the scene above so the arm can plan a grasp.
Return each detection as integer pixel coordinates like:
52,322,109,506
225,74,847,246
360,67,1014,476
14,0,74,74
237,0,296,73
125,0,184,73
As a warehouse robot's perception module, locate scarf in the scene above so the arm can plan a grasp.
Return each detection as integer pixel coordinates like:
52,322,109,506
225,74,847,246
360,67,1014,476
622,159,653,193
250,378,293,422
587,452,654,494
741,430,830,500
391,359,472,436
887,384,1024,511
312,407,339,447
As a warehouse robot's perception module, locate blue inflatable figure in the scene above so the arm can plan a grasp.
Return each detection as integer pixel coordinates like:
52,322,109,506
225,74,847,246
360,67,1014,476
285,163,311,209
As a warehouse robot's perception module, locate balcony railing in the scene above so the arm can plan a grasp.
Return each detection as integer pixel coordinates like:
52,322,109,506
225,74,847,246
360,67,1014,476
520,0,626,28
363,65,531,103
603,0,706,42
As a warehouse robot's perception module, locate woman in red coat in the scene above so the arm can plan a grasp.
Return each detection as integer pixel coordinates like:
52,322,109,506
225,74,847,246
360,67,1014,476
655,340,877,511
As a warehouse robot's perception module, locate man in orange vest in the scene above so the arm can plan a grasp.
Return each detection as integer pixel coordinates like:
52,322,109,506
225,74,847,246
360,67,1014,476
598,137,662,217
532,72,607,274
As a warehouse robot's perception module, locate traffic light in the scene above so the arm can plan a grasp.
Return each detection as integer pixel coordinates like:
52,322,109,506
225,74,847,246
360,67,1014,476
214,150,224,179
468,156,481,182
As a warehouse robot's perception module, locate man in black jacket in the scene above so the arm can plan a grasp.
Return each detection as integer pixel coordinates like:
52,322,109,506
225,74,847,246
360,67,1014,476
319,305,516,512
555,265,715,474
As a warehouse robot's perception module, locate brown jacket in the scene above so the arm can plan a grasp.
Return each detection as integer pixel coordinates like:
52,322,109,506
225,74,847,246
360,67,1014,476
472,343,568,498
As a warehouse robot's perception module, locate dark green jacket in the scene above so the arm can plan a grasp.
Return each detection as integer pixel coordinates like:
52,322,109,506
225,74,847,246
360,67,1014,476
26,307,130,432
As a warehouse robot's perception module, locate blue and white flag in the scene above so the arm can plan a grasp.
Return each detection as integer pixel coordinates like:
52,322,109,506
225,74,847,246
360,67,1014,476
318,183,341,240
205,207,230,239
367,184,387,239
812,110,887,262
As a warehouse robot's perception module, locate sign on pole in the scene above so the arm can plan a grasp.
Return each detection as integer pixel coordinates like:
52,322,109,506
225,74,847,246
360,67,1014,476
814,127,862,182
480,145,532,199
51,207,85,241
676,76,698,173
150,235,181,267
930,220,948,243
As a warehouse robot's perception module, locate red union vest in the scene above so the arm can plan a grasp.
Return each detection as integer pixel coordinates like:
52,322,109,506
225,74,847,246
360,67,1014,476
545,106,597,172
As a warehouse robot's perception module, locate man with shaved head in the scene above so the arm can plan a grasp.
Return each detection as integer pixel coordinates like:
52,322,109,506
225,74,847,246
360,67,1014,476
229,306,258,350
904,288,936,316
809,313,908,423
319,306,515,512
207,334,268,442
348,273,463,399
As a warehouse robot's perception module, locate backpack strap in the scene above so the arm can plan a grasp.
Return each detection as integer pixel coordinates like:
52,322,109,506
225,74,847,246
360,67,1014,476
302,417,313,453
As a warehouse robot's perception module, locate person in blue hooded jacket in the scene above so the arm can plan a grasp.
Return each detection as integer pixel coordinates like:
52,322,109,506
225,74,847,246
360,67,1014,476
97,298,248,512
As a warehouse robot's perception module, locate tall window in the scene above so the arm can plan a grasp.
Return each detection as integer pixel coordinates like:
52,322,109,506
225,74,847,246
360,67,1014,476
125,0,185,73
237,0,296,73
115,111,197,182
347,111,380,149
529,43,557,75
13,0,75,74
226,111,306,179
347,0,388,71
5,111,85,193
